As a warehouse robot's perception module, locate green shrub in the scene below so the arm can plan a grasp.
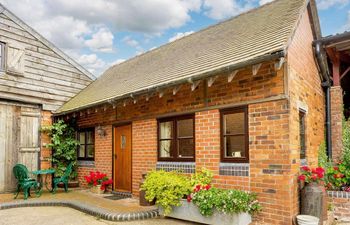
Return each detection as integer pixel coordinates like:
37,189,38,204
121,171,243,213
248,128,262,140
41,120,79,179
191,187,261,217
141,170,192,215
190,168,213,187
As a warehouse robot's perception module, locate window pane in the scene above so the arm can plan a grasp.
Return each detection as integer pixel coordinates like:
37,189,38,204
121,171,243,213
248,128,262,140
178,138,194,158
160,121,173,139
177,119,193,137
224,135,246,158
299,112,306,159
224,112,245,135
79,132,85,144
87,145,94,158
160,140,172,157
78,145,85,158
87,131,94,144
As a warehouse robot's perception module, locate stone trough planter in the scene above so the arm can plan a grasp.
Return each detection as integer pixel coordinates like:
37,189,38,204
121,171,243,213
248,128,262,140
159,200,252,225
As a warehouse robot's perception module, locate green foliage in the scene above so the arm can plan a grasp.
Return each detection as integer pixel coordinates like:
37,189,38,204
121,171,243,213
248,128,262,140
141,170,192,215
342,117,350,166
190,168,213,187
41,120,79,179
318,141,330,168
191,187,261,217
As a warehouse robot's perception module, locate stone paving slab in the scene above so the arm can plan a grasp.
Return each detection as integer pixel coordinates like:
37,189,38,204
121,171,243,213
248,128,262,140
0,190,159,221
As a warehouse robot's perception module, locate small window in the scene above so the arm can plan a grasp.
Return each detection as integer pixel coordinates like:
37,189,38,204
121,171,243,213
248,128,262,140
158,115,195,161
78,128,95,160
221,107,248,163
299,111,306,160
0,42,5,71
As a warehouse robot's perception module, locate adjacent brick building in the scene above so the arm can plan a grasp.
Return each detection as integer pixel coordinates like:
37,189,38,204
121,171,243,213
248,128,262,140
55,0,327,224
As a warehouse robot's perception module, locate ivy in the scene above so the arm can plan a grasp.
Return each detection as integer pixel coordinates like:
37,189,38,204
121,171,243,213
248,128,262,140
41,120,79,179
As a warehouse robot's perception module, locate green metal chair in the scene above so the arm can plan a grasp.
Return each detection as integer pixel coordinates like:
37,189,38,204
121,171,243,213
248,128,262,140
13,164,41,200
52,162,73,193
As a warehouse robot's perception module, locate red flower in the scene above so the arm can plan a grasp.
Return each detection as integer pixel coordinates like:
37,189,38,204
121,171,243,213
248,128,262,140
301,166,310,172
298,175,306,181
204,185,211,190
334,167,339,171
194,185,201,192
187,195,192,202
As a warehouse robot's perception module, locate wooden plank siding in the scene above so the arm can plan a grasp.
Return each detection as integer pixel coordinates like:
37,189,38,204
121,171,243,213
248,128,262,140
0,101,41,192
0,12,93,111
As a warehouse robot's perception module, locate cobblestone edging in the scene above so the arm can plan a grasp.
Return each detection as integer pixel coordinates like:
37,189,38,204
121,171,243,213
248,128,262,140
327,191,350,199
0,200,159,221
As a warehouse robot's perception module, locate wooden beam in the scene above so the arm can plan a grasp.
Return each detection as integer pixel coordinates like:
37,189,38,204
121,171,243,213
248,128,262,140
187,78,201,91
326,47,341,86
274,57,285,71
207,76,219,87
341,66,350,80
191,80,200,91
252,63,262,76
173,85,182,95
228,70,238,82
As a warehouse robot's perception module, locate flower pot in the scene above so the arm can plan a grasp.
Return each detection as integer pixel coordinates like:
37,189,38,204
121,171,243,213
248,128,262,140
296,215,319,225
90,185,104,195
300,182,324,224
159,200,251,225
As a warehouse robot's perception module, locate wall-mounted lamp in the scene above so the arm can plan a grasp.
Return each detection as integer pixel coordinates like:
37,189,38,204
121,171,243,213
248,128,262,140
96,125,106,137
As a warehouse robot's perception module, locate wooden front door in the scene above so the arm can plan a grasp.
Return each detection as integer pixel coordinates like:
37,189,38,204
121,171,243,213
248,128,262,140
113,124,132,192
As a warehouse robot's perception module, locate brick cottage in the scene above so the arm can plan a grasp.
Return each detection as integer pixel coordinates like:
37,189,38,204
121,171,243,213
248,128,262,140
54,0,332,224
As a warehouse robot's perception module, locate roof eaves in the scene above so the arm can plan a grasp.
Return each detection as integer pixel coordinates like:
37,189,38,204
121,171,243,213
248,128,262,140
54,50,285,115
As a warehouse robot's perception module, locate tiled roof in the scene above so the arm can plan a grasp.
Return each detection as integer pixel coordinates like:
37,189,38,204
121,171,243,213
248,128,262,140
57,0,307,113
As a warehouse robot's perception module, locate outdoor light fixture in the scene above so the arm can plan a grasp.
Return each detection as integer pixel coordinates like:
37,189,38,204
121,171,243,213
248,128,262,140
96,125,106,137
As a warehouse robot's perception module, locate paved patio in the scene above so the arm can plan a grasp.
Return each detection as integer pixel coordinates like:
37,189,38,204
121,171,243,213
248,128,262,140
0,207,196,225
0,189,160,221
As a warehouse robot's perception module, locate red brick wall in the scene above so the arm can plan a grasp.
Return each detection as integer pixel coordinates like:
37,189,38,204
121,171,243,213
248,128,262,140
76,125,113,186
132,119,158,195
287,8,326,222
331,86,343,161
40,110,52,170
329,193,350,221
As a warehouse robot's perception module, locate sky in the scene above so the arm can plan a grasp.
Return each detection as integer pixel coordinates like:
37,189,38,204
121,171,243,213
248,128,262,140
0,0,349,77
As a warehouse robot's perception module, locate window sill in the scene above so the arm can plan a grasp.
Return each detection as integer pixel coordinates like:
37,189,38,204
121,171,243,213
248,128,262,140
77,160,95,167
219,162,249,177
156,161,195,173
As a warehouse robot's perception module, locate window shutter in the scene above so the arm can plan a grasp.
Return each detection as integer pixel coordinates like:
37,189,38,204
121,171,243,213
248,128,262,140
7,45,25,74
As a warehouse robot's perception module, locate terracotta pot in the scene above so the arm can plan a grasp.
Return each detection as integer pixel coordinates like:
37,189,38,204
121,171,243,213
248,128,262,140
90,185,104,194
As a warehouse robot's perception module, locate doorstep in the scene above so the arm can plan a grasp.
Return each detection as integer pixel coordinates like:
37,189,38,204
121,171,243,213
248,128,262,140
0,190,158,222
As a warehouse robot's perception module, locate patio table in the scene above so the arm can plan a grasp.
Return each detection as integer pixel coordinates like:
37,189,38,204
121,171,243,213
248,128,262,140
31,169,56,192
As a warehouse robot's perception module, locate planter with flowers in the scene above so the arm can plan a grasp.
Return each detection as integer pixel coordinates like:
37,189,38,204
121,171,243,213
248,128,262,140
298,166,327,223
84,171,113,194
142,169,261,225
